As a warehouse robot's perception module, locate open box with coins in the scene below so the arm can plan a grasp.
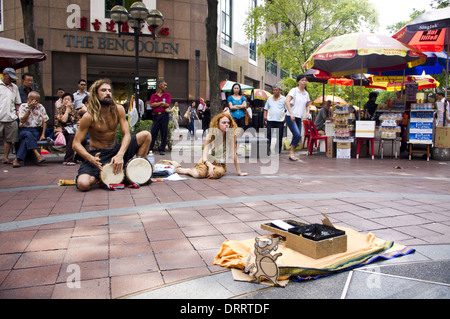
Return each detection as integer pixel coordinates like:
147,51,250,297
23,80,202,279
261,217,347,259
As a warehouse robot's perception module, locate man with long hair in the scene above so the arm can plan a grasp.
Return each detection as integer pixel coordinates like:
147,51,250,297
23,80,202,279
73,78,151,191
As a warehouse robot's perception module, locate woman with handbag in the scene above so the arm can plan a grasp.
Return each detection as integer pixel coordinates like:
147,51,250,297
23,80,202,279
54,93,82,165
186,101,199,140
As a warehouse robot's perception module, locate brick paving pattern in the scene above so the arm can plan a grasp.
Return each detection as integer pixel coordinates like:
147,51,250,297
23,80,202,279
0,137,449,299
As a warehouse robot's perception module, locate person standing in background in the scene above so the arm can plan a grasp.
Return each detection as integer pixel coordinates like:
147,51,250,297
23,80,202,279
201,102,211,137
172,101,180,133
264,84,286,155
284,74,311,161
0,68,22,165
18,73,34,103
227,83,247,129
54,88,65,110
187,101,200,140
364,92,378,120
149,80,171,155
73,79,89,109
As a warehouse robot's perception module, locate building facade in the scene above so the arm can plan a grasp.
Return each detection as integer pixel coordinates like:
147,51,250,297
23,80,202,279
0,0,282,117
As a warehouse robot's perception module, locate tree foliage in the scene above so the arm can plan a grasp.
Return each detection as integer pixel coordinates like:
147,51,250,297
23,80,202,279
431,0,450,9
244,0,378,105
245,0,378,78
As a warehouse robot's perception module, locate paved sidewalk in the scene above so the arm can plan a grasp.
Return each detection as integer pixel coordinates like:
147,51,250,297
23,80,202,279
0,130,449,299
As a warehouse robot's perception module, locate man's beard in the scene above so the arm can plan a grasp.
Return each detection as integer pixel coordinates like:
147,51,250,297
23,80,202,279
100,96,114,106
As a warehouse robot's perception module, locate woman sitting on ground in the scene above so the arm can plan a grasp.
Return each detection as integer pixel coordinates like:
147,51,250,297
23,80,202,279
175,112,248,179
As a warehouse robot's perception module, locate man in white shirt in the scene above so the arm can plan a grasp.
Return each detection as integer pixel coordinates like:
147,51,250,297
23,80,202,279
0,68,22,164
73,79,89,109
264,84,286,154
12,91,48,168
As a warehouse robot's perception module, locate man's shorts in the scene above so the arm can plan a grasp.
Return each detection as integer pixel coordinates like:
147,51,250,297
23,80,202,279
76,135,139,182
0,121,19,143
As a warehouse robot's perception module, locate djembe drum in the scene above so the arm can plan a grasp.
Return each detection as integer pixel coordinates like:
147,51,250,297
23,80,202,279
125,157,153,185
99,163,125,186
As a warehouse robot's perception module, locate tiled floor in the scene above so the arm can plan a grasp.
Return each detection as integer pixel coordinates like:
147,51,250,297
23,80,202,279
0,134,449,299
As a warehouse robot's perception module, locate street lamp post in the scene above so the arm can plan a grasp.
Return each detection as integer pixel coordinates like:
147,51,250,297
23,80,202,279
110,2,164,119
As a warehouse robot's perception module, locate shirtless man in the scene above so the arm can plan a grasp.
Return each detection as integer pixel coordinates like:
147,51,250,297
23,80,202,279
72,78,151,191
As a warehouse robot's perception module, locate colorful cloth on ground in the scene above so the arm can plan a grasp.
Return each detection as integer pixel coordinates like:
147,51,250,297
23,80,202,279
214,226,415,281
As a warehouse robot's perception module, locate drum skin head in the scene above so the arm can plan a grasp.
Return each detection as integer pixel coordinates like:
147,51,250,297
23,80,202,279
100,163,125,185
126,158,153,185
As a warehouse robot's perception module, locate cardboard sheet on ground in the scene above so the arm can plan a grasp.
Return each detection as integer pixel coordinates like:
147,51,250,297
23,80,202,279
214,226,414,284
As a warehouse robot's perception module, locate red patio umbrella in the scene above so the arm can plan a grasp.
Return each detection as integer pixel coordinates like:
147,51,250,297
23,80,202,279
393,7,450,97
393,27,446,53
0,37,47,69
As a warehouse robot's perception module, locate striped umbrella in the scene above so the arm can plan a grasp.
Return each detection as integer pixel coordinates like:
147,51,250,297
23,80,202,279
303,33,427,77
243,89,272,100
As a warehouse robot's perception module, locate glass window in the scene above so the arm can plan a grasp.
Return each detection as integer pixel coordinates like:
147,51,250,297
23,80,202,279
221,0,232,47
265,55,277,76
249,41,257,61
105,0,136,18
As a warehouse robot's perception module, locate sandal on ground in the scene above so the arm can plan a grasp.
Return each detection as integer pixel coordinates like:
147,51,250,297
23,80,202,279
12,159,21,168
289,155,299,161
37,157,46,163
2,160,12,164
63,162,76,166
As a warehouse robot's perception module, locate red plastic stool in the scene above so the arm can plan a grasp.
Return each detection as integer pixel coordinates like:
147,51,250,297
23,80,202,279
356,138,375,160
302,120,311,149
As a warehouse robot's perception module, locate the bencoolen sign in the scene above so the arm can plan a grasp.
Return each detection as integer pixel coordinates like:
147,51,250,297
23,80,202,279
65,2,178,55
63,34,179,55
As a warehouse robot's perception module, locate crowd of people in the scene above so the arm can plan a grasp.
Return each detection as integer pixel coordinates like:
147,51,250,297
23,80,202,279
0,70,247,191
6,67,446,192
0,68,323,182
0,70,94,168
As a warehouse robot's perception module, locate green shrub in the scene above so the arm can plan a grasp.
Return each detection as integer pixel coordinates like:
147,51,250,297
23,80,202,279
116,120,174,151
